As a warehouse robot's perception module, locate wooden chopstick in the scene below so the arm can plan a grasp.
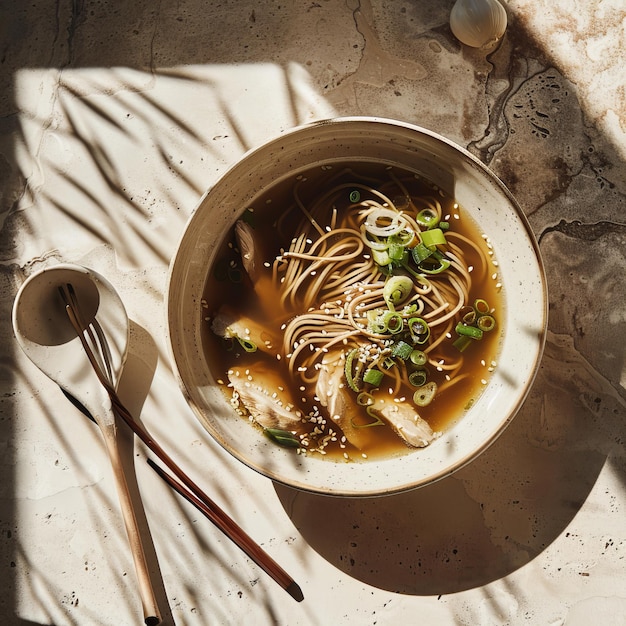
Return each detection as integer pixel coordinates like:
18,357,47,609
147,459,304,602
60,282,304,602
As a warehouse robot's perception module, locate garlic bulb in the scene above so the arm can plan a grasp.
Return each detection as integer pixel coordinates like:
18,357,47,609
450,0,507,49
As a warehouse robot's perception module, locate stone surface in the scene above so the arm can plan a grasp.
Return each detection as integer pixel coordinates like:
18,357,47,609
0,1,624,624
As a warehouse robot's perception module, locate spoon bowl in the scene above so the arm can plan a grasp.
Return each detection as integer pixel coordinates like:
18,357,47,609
13,263,128,399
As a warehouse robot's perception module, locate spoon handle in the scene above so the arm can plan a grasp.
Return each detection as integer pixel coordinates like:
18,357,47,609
98,419,161,626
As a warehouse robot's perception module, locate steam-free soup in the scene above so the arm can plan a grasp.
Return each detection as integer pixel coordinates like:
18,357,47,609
202,163,503,461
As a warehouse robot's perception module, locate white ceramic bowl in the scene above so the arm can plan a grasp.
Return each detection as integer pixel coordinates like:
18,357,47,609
167,117,547,497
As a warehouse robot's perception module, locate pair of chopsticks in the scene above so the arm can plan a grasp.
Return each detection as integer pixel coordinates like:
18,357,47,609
59,282,304,603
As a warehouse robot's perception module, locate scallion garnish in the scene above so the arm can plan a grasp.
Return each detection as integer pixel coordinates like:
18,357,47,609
477,314,496,332
413,381,437,406
264,428,301,448
420,228,447,249
391,340,414,360
416,208,438,228
363,368,384,387
236,336,258,352
474,298,490,315
455,322,484,340
344,347,362,392
411,242,433,264
409,369,428,387
409,349,427,366
408,317,430,344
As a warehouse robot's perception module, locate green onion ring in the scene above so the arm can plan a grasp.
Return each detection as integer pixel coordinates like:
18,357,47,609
413,381,437,406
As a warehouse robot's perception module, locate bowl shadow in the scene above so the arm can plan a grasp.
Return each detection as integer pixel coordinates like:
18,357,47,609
273,345,616,595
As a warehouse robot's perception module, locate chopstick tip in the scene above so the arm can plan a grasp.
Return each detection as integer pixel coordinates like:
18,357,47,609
286,581,304,602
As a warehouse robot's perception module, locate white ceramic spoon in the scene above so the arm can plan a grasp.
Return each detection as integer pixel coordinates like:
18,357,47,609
12,263,160,626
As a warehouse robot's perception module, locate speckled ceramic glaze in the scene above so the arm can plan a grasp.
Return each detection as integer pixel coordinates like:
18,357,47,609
167,117,547,496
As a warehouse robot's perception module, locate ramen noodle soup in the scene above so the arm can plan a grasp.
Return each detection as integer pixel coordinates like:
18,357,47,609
202,163,503,462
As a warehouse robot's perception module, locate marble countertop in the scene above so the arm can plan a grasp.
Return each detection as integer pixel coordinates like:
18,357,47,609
1,1,625,624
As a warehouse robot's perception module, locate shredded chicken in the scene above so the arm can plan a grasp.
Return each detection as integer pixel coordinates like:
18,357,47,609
235,220,260,282
211,305,280,355
376,400,440,448
227,365,303,431
315,356,371,450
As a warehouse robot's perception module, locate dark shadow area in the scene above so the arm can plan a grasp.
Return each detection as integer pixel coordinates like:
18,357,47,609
275,346,623,593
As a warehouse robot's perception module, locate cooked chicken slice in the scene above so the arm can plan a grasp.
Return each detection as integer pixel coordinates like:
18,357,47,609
211,305,280,355
315,355,371,450
227,364,303,431
235,220,261,282
375,400,440,448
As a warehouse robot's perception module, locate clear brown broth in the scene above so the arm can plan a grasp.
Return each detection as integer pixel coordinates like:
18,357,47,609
201,163,503,461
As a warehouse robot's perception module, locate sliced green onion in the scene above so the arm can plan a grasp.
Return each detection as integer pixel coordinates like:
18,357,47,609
409,349,427,366
236,336,258,352
344,347,361,392
453,335,473,352
388,242,405,261
408,317,430,344
385,312,404,334
411,242,433,264
419,256,451,274
477,315,496,332
416,208,438,228
264,428,301,448
391,340,414,360
372,249,391,266
389,228,416,246
420,228,447,249
356,391,374,406
409,369,428,387
349,190,361,203
474,299,490,315
455,322,484,340
462,308,477,324
413,381,437,406
383,275,414,309
438,221,450,231
363,368,384,387
371,310,403,334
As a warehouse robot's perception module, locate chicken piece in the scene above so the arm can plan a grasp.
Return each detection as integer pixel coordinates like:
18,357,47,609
315,355,371,450
234,219,282,316
235,220,261,282
211,305,280,355
375,400,440,448
227,364,303,431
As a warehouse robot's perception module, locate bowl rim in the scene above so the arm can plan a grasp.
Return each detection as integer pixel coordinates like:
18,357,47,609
166,116,548,497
